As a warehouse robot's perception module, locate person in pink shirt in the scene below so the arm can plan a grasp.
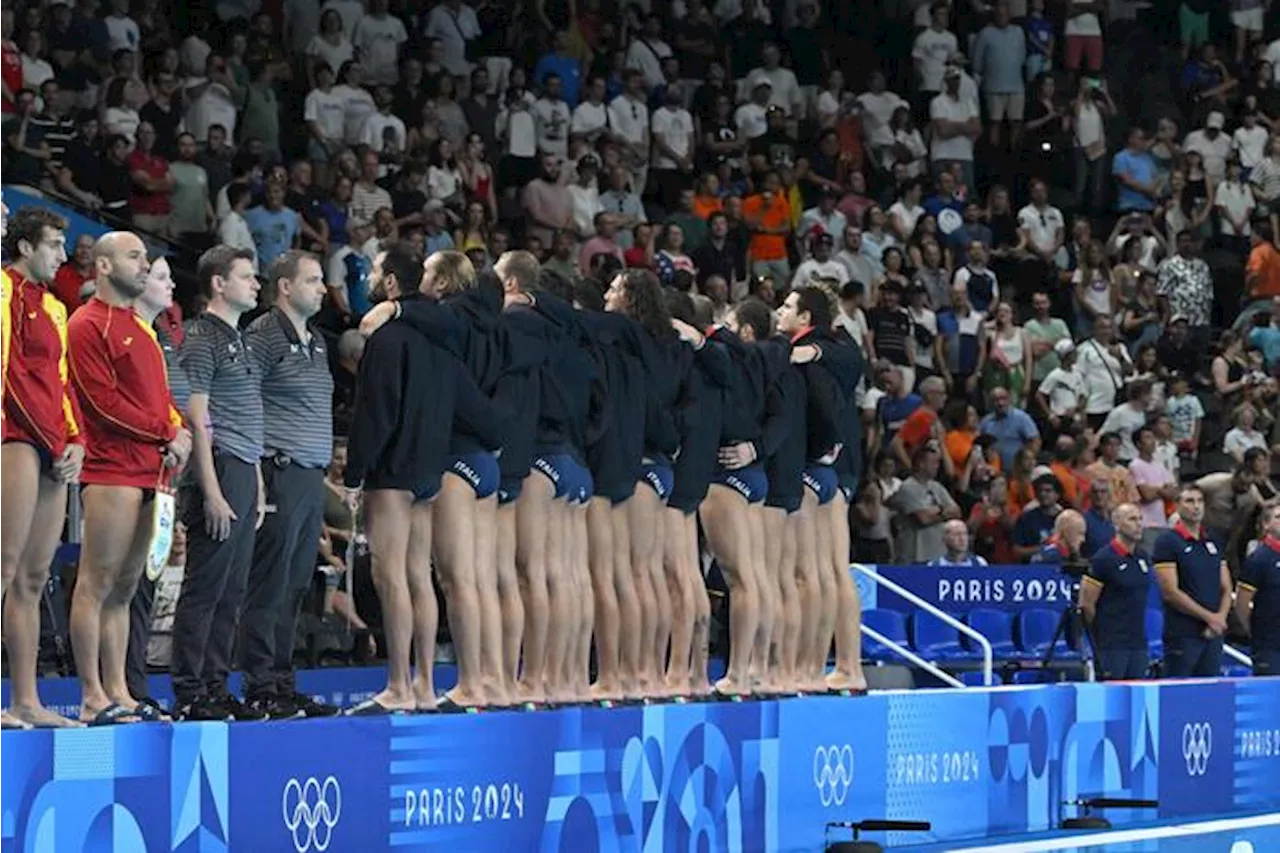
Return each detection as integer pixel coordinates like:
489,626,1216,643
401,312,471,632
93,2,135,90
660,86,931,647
1129,424,1177,554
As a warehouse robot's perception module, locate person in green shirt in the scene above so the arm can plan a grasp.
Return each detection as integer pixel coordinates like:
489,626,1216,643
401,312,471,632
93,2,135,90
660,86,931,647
666,187,710,253
1024,289,1072,381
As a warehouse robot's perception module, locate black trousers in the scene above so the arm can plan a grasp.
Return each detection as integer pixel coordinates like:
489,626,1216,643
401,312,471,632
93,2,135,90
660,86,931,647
1164,634,1224,678
170,454,260,705
126,574,155,699
238,460,325,698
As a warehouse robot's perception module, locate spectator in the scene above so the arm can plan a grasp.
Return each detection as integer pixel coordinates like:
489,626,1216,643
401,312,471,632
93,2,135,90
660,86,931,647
1025,290,1072,383
979,384,1041,469
1036,339,1088,437
218,182,258,270
972,1,1027,150
1087,431,1141,506
888,443,961,564
1076,315,1133,429
52,233,95,312
1113,126,1159,215
127,121,174,234
1225,403,1269,463
1185,111,1232,185
929,67,980,192
245,179,301,270
913,3,958,112
1014,472,1065,560
927,519,989,566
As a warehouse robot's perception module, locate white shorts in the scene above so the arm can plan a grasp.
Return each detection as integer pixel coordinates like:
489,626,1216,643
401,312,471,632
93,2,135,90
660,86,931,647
987,92,1026,121
1231,7,1264,33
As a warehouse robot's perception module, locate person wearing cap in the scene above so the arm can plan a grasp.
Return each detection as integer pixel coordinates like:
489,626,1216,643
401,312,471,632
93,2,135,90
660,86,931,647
929,64,980,194
1153,485,1232,677
734,77,772,140
1185,109,1232,184
790,231,848,291
1036,338,1087,439
744,42,802,118
1013,471,1064,558
1080,503,1152,680
798,187,848,247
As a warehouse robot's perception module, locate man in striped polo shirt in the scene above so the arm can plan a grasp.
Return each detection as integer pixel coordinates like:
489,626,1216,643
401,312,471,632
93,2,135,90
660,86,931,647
170,245,268,722
239,250,337,719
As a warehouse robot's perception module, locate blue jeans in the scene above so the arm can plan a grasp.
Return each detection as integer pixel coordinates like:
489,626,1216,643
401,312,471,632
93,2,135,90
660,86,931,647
1164,634,1224,678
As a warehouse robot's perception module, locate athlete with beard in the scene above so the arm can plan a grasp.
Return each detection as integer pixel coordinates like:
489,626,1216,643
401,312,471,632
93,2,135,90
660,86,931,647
67,232,191,724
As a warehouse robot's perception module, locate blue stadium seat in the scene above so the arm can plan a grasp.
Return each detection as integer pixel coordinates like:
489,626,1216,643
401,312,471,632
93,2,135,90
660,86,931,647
861,609,910,662
965,608,1017,660
912,613,968,661
960,670,1001,686
1145,610,1164,659
1222,665,1251,677
1011,669,1055,685
1017,608,1075,659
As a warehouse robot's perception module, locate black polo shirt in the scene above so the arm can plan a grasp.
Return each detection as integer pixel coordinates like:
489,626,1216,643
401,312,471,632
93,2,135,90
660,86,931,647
1086,537,1152,651
180,312,265,465
1153,523,1225,640
1240,536,1280,652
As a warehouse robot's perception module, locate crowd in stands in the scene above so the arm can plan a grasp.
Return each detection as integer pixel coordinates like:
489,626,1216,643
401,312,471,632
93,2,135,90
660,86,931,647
6,0,1280,588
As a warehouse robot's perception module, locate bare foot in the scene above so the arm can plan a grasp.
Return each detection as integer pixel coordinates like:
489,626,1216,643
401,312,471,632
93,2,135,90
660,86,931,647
713,677,749,698
1,709,32,729
12,705,84,728
371,688,417,713
824,670,868,694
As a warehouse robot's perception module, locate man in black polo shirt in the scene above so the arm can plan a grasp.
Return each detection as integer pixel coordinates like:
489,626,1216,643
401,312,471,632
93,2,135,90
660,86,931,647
170,245,267,721
239,251,337,719
1080,503,1152,680
692,211,747,291
1236,500,1280,677
1153,485,1232,678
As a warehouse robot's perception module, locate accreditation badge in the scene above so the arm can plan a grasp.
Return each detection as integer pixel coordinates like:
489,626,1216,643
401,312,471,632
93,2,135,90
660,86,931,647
146,488,177,582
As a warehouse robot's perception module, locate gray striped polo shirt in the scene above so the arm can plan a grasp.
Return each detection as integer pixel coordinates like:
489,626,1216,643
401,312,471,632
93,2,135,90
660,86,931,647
246,308,334,469
180,312,264,465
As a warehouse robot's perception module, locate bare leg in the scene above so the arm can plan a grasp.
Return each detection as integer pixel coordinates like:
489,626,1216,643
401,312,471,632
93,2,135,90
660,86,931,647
8,477,77,726
626,487,657,696
586,496,622,700
787,512,816,687
515,473,554,703
1,443,41,729
795,493,827,690
473,495,506,706
699,485,758,694
825,494,867,692
685,514,712,696
662,508,692,694
611,498,643,698
745,503,772,693
770,507,802,692
432,475,486,707
101,495,155,711
407,499,438,710
571,504,593,701
545,499,572,703
362,489,417,712
812,495,837,686
70,486,142,719
496,502,523,699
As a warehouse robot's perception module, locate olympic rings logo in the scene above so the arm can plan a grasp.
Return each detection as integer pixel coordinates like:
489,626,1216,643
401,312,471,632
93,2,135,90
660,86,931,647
1182,723,1212,777
813,744,854,806
282,776,342,852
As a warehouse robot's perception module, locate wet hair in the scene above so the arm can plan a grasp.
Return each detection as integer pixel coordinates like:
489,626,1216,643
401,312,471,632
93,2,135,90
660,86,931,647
734,298,773,341
793,284,834,330
378,241,423,297
617,269,675,341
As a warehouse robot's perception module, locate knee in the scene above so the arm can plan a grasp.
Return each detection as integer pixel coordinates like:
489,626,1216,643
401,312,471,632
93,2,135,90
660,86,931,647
8,566,47,601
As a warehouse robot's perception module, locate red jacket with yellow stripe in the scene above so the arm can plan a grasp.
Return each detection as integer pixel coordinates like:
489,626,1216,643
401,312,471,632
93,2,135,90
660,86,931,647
67,298,183,488
2,267,83,456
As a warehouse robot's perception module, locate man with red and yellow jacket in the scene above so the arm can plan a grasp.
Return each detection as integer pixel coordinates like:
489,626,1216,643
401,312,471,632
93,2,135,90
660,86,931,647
67,231,191,725
1,206,83,729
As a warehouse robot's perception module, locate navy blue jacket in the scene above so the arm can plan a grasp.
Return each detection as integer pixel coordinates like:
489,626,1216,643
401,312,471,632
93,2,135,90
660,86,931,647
759,336,806,509
669,338,732,512
579,310,649,500
346,295,503,491
708,325,768,457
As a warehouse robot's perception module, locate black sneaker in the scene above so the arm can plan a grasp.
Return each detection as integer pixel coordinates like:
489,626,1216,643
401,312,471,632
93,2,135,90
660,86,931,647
174,698,234,722
287,692,339,718
265,695,306,720
219,695,269,722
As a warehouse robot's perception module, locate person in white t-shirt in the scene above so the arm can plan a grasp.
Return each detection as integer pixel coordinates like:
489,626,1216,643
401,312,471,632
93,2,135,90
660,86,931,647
608,70,651,197
1036,339,1087,433
1075,315,1133,424
856,70,909,156
650,87,696,211
625,14,673,91
929,68,980,189
332,62,377,144
1215,158,1256,252
791,232,850,291
1234,110,1269,173
744,43,802,117
321,0,364,40
102,0,141,53
531,73,572,159
571,75,611,145
421,0,481,77
1063,0,1103,77
912,3,958,101
1017,178,1066,262
1184,111,1233,184
304,64,347,169
352,0,407,86
184,55,239,142
358,86,407,177
734,79,772,139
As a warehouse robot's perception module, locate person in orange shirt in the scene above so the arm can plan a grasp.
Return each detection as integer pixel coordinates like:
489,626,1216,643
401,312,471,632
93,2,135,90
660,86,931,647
1245,221,1280,316
742,172,793,285
1,206,83,729
67,232,191,725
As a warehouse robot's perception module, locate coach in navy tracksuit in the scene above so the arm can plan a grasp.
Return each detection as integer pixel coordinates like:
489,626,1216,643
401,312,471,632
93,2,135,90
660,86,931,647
1080,503,1152,680
1153,486,1232,678
1237,501,1280,677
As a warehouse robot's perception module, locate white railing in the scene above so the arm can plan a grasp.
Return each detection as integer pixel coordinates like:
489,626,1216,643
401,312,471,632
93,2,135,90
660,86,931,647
1223,643,1253,670
862,624,965,688
850,563,995,687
